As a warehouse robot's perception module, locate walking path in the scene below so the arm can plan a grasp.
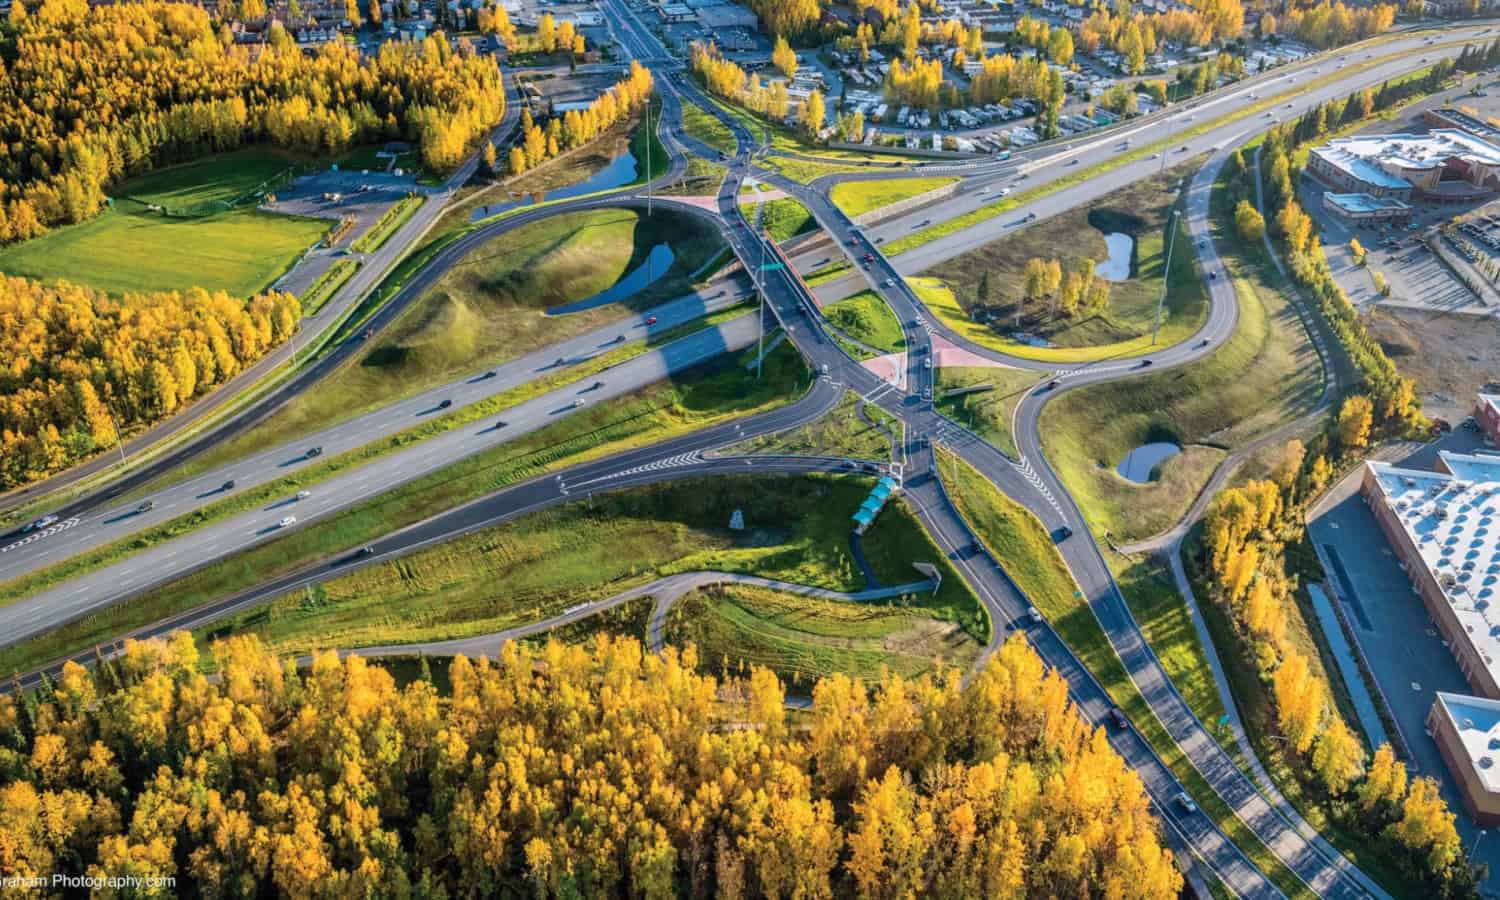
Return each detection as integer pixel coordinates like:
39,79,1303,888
321,570,936,663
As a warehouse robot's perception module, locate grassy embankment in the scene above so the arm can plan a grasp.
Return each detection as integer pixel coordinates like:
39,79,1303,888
934,367,1048,459
721,389,895,460
828,177,958,220
823,290,905,356
681,101,738,156
0,340,810,678
1036,242,1322,543
939,450,1307,899
198,474,987,681
0,148,328,297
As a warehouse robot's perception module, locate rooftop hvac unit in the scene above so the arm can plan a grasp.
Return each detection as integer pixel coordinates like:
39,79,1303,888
1406,477,1419,487
1437,506,1450,520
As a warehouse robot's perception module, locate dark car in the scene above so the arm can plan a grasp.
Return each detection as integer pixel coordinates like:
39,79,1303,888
136,500,154,513
305,446,322,459
1140,359,1154,368
438,399,453,409
222,479,236,491
1048,379,1060,389
1108,709,1129,730
359,546,375,556
1054,526,1073,543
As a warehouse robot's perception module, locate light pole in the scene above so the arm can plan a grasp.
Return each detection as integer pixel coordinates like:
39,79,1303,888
103,400,127,469
1468,829,1487,864
1152,209,1180,346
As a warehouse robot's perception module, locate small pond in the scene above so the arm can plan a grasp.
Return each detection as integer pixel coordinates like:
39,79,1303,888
1096,232,1134,282
545,243,675,315
470,149,640,222
1116,442,1181,484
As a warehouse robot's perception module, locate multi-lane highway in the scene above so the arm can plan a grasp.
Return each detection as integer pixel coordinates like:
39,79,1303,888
3,11,1492,895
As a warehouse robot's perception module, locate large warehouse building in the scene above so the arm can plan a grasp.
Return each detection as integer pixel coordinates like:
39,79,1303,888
1308,129,1500,203
1363,443,1500,823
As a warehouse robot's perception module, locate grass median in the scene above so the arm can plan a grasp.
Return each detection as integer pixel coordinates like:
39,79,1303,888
934,367,1047,459
299,259,360,316
0,306,756,610
939,449,1313,900
351,194,423,253
829,177,957,220
0,340,810,679
824,290,906,354
682,101,738,156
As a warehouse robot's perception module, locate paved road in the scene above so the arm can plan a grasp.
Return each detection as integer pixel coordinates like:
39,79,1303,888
0,311,763,651
0,71,531,520
6,12,1490,894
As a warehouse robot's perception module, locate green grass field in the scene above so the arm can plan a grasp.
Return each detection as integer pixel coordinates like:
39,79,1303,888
682,102,738,156
920,174,1209,358
824,291,905,353
299,259,360,315
665,583,981,687
0,341,811,678
829,177,957,220
758,197,817,243
1036,172,1324,541
0,148,327,297
934,367,1047,459
722,389,894,460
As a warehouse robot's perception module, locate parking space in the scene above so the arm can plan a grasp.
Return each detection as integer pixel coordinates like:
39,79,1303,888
1307,429,1499,869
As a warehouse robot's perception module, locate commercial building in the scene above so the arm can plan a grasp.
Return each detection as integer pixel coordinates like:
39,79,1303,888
1428,692,1500,825
1423,107,1500,144
1479,393,1500,447
695,2,758,29
1364,441,1500,822
1321,191,1413,225
1307,130,1500,203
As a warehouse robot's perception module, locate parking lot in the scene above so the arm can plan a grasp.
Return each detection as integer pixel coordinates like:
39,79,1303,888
1307,428,1499,872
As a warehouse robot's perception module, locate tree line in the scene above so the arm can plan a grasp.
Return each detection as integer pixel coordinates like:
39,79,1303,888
0,632,1184,897
1199,440,1478,895
0,0,506,245
0,275,300,490
504,62,654,176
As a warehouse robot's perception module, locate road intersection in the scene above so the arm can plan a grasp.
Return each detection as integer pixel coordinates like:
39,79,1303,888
3,13,1492,896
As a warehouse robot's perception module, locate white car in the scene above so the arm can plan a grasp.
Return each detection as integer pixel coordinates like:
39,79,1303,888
1174,792,1197,814
573,398,586,408
295,490,310,500
278,516,297,528
23,514,59,533
883,279,895,287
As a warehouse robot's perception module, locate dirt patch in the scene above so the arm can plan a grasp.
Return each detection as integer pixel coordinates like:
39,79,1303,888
1368,306,1500,422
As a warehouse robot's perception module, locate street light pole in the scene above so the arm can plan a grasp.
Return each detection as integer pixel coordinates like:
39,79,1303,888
1469,829,1487,864
103,401,127,469
1152,209,1180,346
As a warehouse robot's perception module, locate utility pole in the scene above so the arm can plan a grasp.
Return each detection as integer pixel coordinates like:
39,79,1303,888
104,401,127,469
1152,209,1180,346
756,226,768,379
644,97,653,217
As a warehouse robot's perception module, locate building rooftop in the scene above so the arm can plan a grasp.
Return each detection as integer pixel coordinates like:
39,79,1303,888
1312,130,1500,190
1368,450,1500,673
1433,691,1500,795
1324,192,1411,214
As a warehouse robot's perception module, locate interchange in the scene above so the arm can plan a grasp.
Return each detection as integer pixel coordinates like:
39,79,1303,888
2,13,1491,896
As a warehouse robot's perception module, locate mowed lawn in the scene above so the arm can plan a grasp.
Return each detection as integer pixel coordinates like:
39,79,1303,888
0,149,326,297
824,290,905,353
829,176,957,219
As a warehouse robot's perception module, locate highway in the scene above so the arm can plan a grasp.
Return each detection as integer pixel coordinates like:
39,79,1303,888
2,9,1492,895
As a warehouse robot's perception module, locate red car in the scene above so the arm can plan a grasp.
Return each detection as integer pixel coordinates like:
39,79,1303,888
645,315,658,325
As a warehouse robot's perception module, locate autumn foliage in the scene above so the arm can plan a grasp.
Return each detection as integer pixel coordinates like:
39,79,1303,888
0,0,505,244
0,275,300,489
0,633,1183,896
508,62,653,175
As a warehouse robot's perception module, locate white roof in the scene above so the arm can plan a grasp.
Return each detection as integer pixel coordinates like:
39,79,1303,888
1312,130,1500,190
1433,691,1500,795
1368,451,1500,678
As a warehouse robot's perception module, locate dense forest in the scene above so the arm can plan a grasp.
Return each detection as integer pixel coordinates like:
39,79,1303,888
0,275,300,489
0,633,1184,897
0,0,505,244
